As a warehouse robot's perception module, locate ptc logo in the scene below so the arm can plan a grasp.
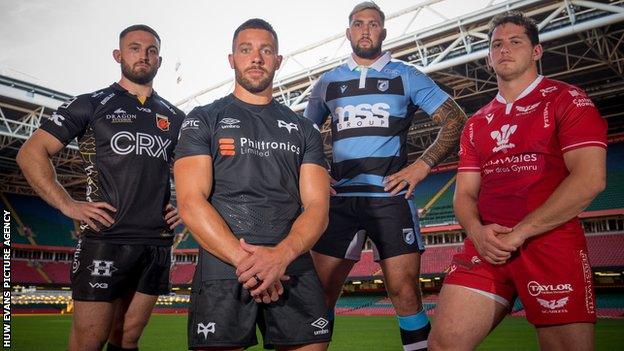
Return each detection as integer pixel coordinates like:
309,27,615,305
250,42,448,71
197,322,216,339
490,124,517,152
88,260,117,277
278,120,299,133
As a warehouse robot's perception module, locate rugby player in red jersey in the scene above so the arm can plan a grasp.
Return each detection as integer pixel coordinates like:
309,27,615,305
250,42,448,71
429,11,606,351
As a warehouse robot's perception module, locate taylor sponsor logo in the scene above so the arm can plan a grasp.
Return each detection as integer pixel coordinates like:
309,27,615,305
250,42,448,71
311,317,330,335
543,102,551,128
377,79,389,92
335,102,390,131
89,282,108,289
539,86,558,96
137,107,151,113
537,297,569,310
277,120,298,133
219,117,241,129
490,124,517,152
181,119,200,130
402,228,415,245
515,102,541,115
197,322,215,339
485,113,494,124
527,281,573,297
88,260,117,277
110,131,172,161
49,112,65,126
156,114,170,131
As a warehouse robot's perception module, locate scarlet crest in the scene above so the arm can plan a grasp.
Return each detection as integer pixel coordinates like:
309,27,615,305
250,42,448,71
156,114,170,131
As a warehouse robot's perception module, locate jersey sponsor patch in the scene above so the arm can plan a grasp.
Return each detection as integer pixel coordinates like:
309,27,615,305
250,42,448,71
334,102,390,131
110,131,172,161
156,114,170,131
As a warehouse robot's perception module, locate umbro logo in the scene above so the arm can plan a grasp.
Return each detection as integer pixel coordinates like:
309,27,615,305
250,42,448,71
197,322,215,339
311,317,330,335
220,117,241,129
490,124,517,152
277,120,298,133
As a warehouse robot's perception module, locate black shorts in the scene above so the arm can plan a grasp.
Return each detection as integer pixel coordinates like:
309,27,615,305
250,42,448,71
188,274,331,349
71,238,171,301
313,196,425,261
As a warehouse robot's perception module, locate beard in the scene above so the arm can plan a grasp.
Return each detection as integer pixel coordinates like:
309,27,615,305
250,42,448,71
234,65,275,93
121,59,158,85
351,39,382,59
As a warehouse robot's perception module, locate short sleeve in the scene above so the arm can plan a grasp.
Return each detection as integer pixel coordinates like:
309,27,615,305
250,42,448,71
174,107,214,160
303,77,330,126
301,119,326,167
39,95,92,145
405,66,450,116
555,87,607,153
457,119,480,172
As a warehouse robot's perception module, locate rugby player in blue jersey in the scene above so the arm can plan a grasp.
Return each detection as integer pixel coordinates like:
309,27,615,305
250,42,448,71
304,2,467,350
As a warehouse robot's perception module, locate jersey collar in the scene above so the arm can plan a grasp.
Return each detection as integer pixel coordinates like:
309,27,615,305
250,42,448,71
347,51,391,72
110,82,159,100
495,75,543,104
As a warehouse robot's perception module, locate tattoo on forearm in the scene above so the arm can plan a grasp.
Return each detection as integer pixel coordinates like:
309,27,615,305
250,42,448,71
419,98,467,167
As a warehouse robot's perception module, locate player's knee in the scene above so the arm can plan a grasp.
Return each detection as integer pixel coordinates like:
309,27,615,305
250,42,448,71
428,327,461,351
121,319,147,345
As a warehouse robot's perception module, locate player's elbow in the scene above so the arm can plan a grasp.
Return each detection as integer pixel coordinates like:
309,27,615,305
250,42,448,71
587,175,606,198
16,142,34,171
176,193,195,223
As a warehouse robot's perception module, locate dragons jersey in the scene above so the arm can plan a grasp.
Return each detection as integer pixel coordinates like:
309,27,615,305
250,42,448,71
39,83,184,245
304,51,450,196
458,76,607,233
175,94,325,279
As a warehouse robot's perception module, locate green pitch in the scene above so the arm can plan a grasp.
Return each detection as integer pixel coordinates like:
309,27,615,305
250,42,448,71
10,314,624,350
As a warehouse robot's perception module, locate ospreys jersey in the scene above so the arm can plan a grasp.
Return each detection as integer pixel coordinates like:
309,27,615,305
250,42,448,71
39,83,184,245
175,94,325,280
304,51,450,196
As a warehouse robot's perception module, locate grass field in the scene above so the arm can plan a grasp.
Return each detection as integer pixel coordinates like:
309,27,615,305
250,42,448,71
11,314,624,350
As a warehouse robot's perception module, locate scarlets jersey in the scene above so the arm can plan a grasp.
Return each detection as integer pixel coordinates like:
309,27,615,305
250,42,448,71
39,83,184,245
175,94,325,280
458,76,607,233
304,51,450,196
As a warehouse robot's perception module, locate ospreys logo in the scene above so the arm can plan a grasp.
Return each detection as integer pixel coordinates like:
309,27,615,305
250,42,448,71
197,322,216,339
277,120,298,133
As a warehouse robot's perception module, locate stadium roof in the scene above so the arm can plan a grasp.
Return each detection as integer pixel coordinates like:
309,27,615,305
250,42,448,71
1,0,623,196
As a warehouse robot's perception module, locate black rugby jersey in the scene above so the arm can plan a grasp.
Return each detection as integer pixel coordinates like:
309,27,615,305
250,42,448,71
39,83,184,245
175,94,325,280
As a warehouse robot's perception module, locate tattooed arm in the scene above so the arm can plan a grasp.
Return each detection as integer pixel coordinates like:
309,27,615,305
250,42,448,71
384,98,467,198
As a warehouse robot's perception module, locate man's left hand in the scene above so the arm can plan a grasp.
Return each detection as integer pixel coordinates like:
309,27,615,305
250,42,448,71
498,230,527,252
164,204,183,229
384,159,431,198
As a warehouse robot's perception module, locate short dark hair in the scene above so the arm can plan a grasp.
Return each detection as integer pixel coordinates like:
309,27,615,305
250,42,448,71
232,18,279,52
488,11,539,46
349,1,385,26
119,24,161,44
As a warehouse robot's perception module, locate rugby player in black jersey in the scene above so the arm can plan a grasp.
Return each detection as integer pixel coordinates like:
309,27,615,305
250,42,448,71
17,25,184,351
174,19,330,350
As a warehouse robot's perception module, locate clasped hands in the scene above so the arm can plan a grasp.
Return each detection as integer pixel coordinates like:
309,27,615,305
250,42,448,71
235,238,291,304
469,223,527,265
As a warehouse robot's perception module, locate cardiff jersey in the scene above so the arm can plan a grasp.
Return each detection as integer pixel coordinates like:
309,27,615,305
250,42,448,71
39,83,184,245
175,94,325,280
304,51,450,196
458,76,607,232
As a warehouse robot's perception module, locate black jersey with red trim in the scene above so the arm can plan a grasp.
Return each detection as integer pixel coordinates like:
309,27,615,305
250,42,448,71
175,94,325,280
39,83,184,245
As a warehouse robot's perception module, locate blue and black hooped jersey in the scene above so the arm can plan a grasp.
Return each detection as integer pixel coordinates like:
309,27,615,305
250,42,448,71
304,52,450,197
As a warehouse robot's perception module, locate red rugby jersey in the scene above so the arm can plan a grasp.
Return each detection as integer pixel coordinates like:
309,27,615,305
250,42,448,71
458,76,607,230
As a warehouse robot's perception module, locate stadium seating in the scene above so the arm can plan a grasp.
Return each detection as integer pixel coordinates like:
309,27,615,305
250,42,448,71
421,244,463,274
411,170,455,208
349,251,381,277
170,262,195,285
586,234,624,267
13,260,47,284
6,194,75,247
419,184,457,227
41,262,71,284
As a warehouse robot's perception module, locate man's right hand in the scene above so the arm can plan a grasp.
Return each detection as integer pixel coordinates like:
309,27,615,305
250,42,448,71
60,200,117,232
468,223,515,265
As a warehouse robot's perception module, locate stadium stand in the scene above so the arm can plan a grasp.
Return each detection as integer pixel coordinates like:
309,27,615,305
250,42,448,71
41,261,71,285
586,234,624,267
170,263,195,285
411,170,455,209
13,260,48,284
